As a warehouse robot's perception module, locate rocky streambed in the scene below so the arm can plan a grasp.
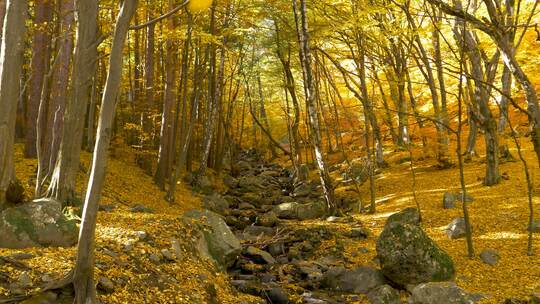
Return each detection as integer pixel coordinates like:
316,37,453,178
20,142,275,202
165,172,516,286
191,150,492,304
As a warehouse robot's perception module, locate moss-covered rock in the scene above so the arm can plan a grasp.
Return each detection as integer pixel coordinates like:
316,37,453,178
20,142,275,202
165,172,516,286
376,221,455,286
385,207,421,228
0,198,78,248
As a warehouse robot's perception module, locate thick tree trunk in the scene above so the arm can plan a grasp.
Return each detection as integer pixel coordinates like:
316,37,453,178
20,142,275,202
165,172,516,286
48,0,100,203
37,0,75,196
0,0,27,208
154,0,177,189
25,0,53,158
73,1,137,302
293,0,336,214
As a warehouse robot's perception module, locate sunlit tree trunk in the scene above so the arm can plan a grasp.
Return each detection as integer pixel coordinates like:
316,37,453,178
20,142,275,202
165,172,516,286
73,1,137,302
293,0,336,214
0,0,27,208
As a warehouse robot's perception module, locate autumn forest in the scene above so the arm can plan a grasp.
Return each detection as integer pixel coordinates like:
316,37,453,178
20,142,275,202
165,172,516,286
0,0,539,303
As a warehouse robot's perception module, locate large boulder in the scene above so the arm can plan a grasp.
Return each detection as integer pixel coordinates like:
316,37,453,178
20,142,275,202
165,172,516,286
411,282,474,304
183,210,241,269
376,220,455,286
321,266,386,294
385,207,421,228
0,198,78,249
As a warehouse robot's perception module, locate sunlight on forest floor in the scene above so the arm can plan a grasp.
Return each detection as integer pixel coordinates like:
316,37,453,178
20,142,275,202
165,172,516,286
2,139,540,303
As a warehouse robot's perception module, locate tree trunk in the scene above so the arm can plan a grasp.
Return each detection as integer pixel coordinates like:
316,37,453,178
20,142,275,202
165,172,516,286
293,0,336,214
154,0,177,189
0,0,27,208
48,0,100,203
73,1,137,302
25,0,53,158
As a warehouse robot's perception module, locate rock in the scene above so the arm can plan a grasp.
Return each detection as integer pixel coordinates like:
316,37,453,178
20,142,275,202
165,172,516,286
18,272,32,287
135,230,148,241
223,175,239,189
161,249,176,261
446,217,467,239
385,207,420,227
99,204,116,212
297,201,326,220
411,282,474,304
149,253,162,263
203,194,230,215
268,242,285,256
349,227,369,239
443,192,457,209
293,183,312,198
243,225,275,238
130,204,155,213
236,161,253,173
239,202,256,210
268,287,289,304
479,249,499,266
321,266,386,294
0,198,78,248
366,284,401,304
376,222,455,286
97,277,115,293
238,176,264,192
274,202,299,219
183,210,241,269
245,246,276,265
255,211,279,227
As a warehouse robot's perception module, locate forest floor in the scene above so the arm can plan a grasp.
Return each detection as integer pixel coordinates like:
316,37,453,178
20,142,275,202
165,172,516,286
1,138,540,303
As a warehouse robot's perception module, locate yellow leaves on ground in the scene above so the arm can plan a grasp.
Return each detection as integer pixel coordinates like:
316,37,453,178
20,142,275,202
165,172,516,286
7,144,258,303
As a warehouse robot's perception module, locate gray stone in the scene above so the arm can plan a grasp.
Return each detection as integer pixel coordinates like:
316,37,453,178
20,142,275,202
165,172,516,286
385,207,420,228
203,194,230,215
443,192,457,209
239,202,256,210
149,253,162,263
161,249,176,261
376,222,455,286
446,217,467,239
321,266,386,294
255,211,279,227
0,198,78,248
273,202,300,219
268,287,289,304
349,227,369,239
297,201,326,220
130,204,155,213
18,272,32,287
97,277,115,293
411,282,474,304
243,225,274,238
183,210,241,269
366,284,401,304
479,249,499,266
245,246,276,264
223,175,239,189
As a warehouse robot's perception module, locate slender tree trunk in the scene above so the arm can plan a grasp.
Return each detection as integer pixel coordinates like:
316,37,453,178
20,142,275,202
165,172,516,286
0,0,27,208
73,1,137,302
48,0,100,203
293,0,336,214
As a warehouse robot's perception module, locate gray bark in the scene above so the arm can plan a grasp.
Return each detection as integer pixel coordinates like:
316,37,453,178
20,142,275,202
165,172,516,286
0,0,27,207
73,1,137,302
